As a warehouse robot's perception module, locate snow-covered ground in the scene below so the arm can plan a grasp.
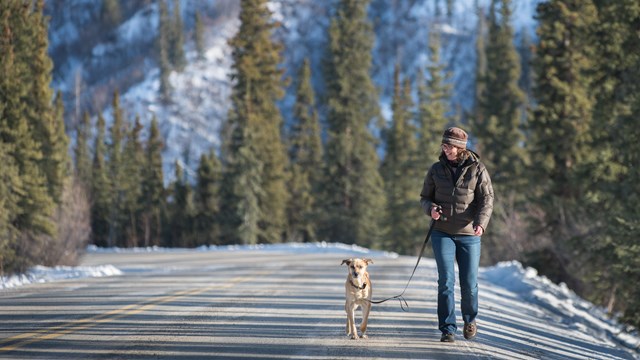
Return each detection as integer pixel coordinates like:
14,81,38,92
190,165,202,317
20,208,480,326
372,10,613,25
2,242,639,357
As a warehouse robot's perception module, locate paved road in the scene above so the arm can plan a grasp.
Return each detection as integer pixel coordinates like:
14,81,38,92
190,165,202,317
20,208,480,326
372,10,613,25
0,248,635,359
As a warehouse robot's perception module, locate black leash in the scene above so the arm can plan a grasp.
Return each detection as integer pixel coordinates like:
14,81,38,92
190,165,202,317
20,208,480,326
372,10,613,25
367,219,436,311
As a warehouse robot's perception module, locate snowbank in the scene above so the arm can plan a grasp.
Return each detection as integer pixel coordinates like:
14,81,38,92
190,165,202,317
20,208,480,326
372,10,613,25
482,261,640,353
1,264,121,290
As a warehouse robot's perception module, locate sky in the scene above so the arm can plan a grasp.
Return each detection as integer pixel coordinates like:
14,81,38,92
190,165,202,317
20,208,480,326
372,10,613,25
1,242,639,358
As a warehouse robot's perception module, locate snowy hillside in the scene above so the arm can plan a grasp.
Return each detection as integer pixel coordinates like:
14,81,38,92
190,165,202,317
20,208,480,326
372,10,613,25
46,0,540,180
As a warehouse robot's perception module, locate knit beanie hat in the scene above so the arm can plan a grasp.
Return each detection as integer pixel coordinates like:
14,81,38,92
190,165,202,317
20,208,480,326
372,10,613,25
442,127,468,149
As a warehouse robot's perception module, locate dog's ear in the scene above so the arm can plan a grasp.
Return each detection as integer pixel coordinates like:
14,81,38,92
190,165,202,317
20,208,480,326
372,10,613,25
341,259,351,266
364,258,373,265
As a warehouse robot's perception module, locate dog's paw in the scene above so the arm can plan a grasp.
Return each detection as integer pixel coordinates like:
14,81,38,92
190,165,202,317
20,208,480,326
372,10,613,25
349,334,359,340
360,334,368,339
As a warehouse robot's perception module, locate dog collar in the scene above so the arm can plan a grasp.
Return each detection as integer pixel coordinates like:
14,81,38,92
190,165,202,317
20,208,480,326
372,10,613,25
350,280,367,290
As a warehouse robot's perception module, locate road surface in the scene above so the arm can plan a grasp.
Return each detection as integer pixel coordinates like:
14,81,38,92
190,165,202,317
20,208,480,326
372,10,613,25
0,247,635,359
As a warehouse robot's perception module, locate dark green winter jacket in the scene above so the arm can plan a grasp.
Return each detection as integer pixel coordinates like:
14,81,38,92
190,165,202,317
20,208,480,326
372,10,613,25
420,150,494,236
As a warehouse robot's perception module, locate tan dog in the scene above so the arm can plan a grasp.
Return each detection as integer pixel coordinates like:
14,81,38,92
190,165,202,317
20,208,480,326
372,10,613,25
341,258,373,339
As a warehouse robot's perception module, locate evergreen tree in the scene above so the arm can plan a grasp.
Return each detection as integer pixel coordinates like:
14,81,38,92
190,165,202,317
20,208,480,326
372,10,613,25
0,140,21,274
475,0,527,188
472,4,487,136
320,0,386,248
121,116,144,247
101,0,121,28
168,162,196,247
472,0,530,264
518,30,533,104
141,116,165,247
108,91,126,246
416,32,452,167
0,0,55,241
194,150,221,245
91,113,111,246
220,0,289,244
528,0,598,285
194,12,205,61
530,0,597,231
25,0,69,205
47,91,70,203
381,66,421,254
169,0,186,71
74,112,93,187
157,0,171,102
287,59,323,242
579,0,640,327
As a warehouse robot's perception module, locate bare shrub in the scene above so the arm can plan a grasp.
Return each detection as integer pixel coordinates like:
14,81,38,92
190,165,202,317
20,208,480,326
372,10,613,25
41,178,91,266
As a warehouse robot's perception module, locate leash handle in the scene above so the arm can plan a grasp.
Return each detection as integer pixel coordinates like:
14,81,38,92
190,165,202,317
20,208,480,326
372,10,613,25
367,219,436,311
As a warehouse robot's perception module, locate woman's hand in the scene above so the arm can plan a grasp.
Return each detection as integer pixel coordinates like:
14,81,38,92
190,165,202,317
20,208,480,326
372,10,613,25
430,206,441,220
473,225,484,236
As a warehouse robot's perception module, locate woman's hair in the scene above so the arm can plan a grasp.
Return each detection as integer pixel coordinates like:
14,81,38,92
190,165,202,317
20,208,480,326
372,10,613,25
457,149,470,162
439,148,470,163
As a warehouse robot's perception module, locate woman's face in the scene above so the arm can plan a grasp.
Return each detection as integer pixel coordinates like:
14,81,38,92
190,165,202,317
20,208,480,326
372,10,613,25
441,143,459,161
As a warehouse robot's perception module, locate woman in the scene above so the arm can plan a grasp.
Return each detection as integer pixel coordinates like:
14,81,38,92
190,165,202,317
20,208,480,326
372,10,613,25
420,127,494,343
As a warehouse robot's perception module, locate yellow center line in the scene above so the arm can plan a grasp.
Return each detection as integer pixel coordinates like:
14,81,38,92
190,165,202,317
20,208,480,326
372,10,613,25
0,271,271,353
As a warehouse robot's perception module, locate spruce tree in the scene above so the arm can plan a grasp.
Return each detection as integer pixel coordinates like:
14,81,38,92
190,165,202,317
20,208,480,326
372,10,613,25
381,66,421,254
74,112,93,188
287,59,323,242
158,0,171,102
108,91,126,246
220,0,289,244
319,0,386,248
121,116,144,247
194,13,205,61
194,150,221,245
0,0,55,241
580,0,640,327
141,116,165,247
476,0,527,188
528,0,598,286
101,0,121,28
169,0,186,71
472,4,487,140
472,0,529,264
47,91,70,203
530,0,597,232
91,113,111,247
25,0,69,205
416,32,452,167
0,141,21,274
168,162,196,247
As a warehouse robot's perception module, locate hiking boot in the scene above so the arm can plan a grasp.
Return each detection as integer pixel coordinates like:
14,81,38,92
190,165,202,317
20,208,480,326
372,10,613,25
440,333,455,343
464,321,477,340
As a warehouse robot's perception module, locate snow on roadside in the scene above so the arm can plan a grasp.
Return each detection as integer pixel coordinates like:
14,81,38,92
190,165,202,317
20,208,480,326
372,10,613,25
85,241,399,258
0,264,122,290
481,261,640,354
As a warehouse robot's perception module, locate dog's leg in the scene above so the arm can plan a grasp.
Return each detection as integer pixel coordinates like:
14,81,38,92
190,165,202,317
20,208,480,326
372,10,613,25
345,302,352,337
360,301,371,339
346,303,359,339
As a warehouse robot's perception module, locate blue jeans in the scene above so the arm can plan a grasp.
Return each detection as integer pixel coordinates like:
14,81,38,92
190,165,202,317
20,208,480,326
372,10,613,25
431,230,481,335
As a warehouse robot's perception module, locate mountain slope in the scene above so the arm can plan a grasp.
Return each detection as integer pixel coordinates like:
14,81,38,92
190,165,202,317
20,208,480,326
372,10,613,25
46,0,539,179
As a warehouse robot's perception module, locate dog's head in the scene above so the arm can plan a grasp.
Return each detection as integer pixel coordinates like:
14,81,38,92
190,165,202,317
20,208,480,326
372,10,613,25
341,258,373,279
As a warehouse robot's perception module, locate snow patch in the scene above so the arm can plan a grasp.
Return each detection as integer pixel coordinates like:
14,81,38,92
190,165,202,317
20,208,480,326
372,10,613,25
1,264,122,290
